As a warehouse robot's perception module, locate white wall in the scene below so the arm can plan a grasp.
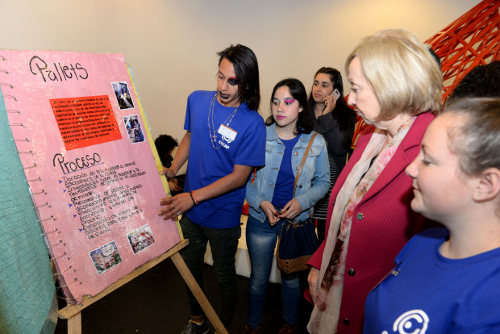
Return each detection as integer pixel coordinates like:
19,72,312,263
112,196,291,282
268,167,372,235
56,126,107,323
0,0,481,161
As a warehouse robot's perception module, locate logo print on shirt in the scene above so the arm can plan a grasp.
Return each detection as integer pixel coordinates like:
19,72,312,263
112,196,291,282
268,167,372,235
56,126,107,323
222,135,233,144
217,135,233,149
381,309,429,334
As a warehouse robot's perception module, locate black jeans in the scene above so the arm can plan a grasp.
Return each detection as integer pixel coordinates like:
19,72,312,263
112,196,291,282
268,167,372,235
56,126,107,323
179,215,241,327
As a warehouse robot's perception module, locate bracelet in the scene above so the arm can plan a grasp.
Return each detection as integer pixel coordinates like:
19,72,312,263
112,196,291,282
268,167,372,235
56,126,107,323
190,191,199,205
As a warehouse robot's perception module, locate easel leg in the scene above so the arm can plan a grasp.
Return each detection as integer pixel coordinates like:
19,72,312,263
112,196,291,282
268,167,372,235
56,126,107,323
67,312,82,334
171,252,228,334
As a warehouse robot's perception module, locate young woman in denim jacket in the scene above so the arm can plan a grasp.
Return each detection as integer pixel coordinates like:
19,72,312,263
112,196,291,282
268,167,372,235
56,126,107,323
242,79,330,334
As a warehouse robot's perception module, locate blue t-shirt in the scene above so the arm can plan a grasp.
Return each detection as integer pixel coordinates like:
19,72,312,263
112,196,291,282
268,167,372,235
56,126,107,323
183,90,266,228
364,228,500,334
272,135,300,208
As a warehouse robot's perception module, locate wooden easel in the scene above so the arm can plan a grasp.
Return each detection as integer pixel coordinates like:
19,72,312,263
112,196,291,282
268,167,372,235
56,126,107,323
58,239,228,334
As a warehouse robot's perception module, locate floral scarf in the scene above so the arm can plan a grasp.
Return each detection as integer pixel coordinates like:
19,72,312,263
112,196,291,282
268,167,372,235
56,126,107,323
307,116,416,333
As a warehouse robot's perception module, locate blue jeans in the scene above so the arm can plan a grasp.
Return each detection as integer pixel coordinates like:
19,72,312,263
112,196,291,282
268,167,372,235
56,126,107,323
246,214,300,329
179,215,241,327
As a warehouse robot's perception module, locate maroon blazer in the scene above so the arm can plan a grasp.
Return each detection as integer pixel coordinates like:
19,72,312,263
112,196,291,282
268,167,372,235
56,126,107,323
308,112,435,334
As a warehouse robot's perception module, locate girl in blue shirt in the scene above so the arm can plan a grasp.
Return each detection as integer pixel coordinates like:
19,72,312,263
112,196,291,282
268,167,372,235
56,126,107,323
243,79,330,333
364,98,500,334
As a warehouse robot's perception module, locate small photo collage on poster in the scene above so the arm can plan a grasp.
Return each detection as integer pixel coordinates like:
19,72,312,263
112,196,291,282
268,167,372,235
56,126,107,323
111,81,135,110
127,224,156,255
123,114,145,144
90,241,122,275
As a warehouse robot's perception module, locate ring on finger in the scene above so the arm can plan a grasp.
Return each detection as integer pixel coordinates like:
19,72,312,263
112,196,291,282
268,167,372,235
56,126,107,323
174,207,180,216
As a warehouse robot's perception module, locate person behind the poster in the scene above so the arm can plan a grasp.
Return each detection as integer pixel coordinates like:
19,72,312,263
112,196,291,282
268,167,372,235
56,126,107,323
155,134,183,195
155,134,178,168
242,78,329,334
306,67,356,244
158,44,266,333
364,98,500,333
306,28,442,334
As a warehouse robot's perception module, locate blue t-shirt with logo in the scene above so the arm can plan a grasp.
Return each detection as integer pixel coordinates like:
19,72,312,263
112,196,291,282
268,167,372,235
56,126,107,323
364,228,500,334
183,90,266,228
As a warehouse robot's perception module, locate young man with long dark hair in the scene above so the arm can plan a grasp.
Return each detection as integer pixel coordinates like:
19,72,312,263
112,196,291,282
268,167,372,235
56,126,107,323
158,44,266,334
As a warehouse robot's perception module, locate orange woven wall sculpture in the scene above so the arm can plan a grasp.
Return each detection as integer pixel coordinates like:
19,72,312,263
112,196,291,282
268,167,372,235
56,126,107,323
426,0,500,101
351,0,500,149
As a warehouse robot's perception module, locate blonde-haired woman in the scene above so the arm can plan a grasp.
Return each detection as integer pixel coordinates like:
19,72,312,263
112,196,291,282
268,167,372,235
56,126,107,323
306,28,442,334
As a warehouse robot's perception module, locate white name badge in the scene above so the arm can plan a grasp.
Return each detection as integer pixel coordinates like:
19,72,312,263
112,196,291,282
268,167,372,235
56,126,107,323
218,124,237,141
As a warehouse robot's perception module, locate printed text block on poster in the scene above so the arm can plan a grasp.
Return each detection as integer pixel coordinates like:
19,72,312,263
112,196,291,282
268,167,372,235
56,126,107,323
50,95,122,150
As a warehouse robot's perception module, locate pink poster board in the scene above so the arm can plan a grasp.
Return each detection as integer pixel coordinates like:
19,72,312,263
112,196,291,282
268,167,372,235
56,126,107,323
0,50,181,304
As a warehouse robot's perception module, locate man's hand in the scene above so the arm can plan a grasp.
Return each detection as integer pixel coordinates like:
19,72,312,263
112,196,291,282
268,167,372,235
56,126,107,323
308,267,320,304
158,193,194,220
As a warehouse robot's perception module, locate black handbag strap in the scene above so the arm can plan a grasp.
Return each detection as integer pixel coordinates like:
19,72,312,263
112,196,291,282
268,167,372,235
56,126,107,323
293,132,318,197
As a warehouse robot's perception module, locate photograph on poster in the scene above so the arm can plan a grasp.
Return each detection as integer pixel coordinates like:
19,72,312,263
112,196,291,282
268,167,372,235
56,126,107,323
126,224,156,255
123,115,145,144
90,241,123,275
111,81,135,110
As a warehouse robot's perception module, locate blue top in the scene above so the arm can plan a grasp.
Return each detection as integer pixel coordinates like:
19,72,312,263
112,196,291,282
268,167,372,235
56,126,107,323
364,227,500,334
246,123,330,223
183,90,266,228
272,135,300,208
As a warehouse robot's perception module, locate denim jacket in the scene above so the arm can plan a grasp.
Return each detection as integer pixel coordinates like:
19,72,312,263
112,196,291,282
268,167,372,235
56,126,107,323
246,123,330,223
